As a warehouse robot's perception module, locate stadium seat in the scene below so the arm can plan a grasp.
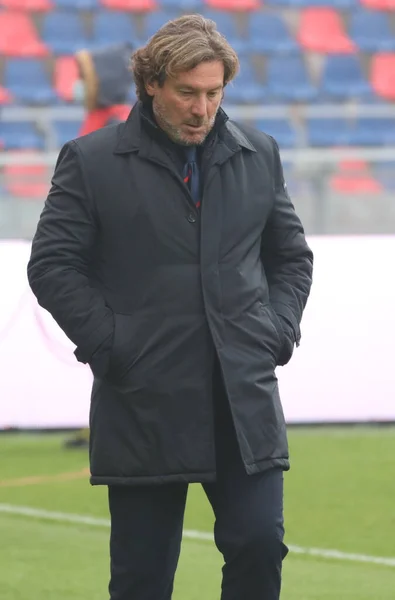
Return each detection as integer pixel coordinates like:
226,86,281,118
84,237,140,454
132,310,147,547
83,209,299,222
3,151,49,199
306,118,354,146
53,121,82,146
0,0,53,9
371,53,395,100
330,160,381,194
100,0,157,11
320,55,372,100
224,59,266,103
266,0,357,7
247,12,299,54
0,12,48,57
265,56,317,101
0,87,12,104
330,171,382,194
350,118,395,145
256,119,298,148
53,0,98,8
0,123,44,150
205,0,261,9
307,117,395,146
203,11,249,54
349,10,395,52
42,12,90,55
4,59,58,105
54,57,79,102
373,162,395,191
92,12,136,47
140,11,176,41
298,8,355,53
360,0,395,9
158,0,203,9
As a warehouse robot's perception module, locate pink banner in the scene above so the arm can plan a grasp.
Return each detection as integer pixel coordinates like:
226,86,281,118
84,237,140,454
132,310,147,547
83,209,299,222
0,236,394,428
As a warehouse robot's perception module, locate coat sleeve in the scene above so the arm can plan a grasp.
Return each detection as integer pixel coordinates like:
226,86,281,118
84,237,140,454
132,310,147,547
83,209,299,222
27,141,114,375
260,137,313,365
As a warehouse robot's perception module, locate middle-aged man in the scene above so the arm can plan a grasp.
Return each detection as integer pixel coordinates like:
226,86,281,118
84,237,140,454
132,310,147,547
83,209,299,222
28,14,313,600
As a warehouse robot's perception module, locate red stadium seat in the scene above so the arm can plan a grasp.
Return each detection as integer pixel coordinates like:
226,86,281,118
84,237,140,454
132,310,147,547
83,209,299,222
54,56,79,102
298,8,355,53
4,151,49,199
205,0,261,10
100,0,156,10
331,174,382,194
0,0,53,10
0,86,12,104
360,0,395,9
330,159,382,194
0,12,48,57
371,53,395,101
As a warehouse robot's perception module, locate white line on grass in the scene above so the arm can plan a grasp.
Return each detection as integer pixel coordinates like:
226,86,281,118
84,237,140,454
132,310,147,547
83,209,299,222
1,503,395,568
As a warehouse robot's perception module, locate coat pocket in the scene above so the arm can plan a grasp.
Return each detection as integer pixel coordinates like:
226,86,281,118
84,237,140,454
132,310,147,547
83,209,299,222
267,306,285,349
267,306,296,367
261,304,286,365
106,313,142,384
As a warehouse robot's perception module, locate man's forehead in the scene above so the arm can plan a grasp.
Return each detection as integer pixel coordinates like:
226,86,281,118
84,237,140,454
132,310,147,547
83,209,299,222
170,61,225,89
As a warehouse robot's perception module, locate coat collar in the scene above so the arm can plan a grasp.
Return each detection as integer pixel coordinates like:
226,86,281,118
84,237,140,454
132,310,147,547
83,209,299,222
113,102,256,157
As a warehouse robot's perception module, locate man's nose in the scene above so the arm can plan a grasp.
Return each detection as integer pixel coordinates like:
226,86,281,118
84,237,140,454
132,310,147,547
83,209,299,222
190,96,207,118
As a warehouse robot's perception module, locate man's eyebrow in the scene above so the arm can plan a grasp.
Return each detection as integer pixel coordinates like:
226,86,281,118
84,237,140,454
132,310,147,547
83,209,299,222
177,85,223,91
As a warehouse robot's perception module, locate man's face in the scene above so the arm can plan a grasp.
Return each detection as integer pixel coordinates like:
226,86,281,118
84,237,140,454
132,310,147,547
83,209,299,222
146,61,224,146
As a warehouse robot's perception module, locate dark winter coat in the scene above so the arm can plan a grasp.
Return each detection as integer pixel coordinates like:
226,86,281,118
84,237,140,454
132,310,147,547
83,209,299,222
27,102,313,486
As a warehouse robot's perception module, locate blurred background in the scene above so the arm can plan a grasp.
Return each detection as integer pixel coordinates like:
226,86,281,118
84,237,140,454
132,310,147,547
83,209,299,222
0,1,395,599
1,0,395,236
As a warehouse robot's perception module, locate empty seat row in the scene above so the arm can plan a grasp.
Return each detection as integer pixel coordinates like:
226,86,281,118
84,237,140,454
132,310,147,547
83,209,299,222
258,118,395,147
2,54,394,105
0,0,262,10
1,0,394,10
2,9,395,56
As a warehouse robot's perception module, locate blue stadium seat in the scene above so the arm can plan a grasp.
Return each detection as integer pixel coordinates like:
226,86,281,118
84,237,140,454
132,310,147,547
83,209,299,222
225,59,266,103
266,56,317,102
141,12,179,42
248,13,299,54
53,121,82,146
203,11,249,54
4,59,58,105
349,10,395,52
374,162,395,191
308,117,395,146
158,0,203,9
0,122,44,150
53,0,98,9
320,55,372,100
256,119,298,148
306,118,354,146
92,12,136,47
349,118,395,146
42,12,90,55
265,0,357,7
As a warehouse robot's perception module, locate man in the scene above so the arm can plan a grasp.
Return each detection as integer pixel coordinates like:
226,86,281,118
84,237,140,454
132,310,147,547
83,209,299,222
28,14,313,600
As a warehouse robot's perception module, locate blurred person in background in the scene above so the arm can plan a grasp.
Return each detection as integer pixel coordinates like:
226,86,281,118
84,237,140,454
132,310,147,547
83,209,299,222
64,42,134,449
27,15,313,600
74,42,133,136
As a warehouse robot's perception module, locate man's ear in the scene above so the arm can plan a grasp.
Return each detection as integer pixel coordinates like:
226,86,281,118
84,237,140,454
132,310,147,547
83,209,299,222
145,79,157,97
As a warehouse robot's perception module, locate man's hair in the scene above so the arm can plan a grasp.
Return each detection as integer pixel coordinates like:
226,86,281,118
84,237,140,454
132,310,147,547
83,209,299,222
131,14,239,103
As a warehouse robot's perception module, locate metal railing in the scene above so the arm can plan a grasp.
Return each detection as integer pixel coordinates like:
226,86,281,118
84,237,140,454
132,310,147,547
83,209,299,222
1,105,395,238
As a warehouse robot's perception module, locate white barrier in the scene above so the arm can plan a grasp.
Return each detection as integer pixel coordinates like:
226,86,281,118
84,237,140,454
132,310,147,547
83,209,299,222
0,236,394,428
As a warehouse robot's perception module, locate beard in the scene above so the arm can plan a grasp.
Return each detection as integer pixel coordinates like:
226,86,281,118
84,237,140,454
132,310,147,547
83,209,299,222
152,96,218,146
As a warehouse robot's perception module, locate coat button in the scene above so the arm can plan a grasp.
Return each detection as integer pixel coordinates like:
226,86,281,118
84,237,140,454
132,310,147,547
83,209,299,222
187,213,197,223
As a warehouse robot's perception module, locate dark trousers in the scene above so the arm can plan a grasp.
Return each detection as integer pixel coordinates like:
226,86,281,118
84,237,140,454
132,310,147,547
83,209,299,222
108,378,288,600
